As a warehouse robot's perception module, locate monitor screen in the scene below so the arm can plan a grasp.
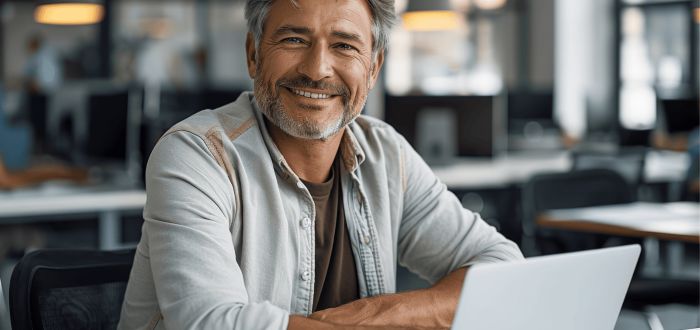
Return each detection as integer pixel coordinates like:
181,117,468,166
84,90,130,162
384,94,502,160
507,90,555,131
659,97,699,134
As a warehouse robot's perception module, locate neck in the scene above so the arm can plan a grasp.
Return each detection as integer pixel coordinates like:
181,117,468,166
265,118,343,184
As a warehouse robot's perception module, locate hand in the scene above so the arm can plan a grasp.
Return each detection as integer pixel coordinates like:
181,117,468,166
307,267,468,329
289,315,427,330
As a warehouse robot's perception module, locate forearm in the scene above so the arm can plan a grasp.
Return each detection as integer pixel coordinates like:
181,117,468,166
309,267,468,329
289,315,418,330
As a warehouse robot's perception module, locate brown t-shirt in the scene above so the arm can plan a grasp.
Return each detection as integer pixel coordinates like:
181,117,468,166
301,161,360,312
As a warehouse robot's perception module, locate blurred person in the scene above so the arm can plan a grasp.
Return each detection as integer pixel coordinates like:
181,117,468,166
118,1,523,329
0,83,87,190
23,34,63,93
0,82,31,171
684,127,699,201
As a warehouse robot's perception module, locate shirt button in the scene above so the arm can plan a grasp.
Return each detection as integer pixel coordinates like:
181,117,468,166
361,234,370,245
301,217,312,229
296,181,305,189
300,271,312,281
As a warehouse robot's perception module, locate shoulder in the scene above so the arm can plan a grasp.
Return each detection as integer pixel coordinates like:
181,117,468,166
149,92,260,176
162,91,258,145
350,115,409,151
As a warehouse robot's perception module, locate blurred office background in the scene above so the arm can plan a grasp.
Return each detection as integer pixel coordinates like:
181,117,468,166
0,0,698,329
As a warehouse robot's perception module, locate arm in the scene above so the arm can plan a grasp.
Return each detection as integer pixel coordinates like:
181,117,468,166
307,267,467,329
303,132,522,329
138,131,289,329
396,133,523,282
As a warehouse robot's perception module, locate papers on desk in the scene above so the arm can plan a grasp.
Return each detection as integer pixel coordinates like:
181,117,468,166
545,202,700,236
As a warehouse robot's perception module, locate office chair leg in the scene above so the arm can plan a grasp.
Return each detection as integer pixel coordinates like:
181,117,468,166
643,309,664,330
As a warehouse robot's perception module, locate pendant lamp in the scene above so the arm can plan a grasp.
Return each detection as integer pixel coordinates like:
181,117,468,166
34,0,104,25
402,0,462,31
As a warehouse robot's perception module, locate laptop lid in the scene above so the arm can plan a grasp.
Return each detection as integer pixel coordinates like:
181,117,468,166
452,245,641,330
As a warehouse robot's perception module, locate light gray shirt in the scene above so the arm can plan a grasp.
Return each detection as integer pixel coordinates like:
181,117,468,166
118,92,524,330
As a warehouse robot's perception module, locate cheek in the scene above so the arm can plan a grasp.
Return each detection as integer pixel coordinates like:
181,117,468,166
342,60,372,103
350,65,370,104
257,48,296,87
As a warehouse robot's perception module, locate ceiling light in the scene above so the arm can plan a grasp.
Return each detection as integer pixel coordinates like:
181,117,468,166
402,0,462,31
34,2,103,25
474,0,507,11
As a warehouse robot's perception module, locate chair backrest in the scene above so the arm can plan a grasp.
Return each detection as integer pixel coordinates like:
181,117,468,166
10,249,135,330
522,168,634,236
572,147,647,186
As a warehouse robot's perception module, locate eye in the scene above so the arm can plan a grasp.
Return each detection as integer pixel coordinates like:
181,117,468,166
282,37,305,44
335,43,358,51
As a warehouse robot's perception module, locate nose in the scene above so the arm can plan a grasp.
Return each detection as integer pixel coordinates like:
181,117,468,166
297,43,333,82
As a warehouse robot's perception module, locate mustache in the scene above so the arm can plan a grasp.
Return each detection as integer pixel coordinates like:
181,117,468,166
277,76,349,98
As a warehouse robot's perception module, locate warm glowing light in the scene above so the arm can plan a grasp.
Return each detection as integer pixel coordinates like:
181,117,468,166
34,3,104,25
474,0,507,10
694,7,700,24
402,10,462,31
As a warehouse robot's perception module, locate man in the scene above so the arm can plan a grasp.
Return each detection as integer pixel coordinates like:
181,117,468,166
118,0,523,329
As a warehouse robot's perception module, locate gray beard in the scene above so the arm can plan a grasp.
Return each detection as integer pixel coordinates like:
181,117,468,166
253,80,362,141
252,57,371,141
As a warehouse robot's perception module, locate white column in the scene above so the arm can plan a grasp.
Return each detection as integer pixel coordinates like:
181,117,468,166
555,0,614,139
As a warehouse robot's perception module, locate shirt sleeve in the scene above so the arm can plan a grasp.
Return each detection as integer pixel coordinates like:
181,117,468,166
396,135,524,284
143,130,289,330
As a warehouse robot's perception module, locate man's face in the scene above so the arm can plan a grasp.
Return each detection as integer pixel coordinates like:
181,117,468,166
246,0,384,140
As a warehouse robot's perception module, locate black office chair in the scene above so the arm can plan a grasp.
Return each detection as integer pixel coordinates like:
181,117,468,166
572,147,647,188
10,249,135,330
522,168,633,256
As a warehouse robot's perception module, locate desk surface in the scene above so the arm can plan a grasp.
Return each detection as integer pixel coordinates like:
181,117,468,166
537,202,700,244
432,151,572,188
0,185,146,219
432,150,689,189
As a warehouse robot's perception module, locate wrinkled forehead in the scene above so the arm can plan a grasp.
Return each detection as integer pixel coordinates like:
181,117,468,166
263,0,374,43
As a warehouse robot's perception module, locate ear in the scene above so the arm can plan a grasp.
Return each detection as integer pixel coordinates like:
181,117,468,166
245,33,257,78
367,49,385,90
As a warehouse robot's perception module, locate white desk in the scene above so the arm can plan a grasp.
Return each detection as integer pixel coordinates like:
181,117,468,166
432,150,689,190
432,151,572,189
0,185,146,250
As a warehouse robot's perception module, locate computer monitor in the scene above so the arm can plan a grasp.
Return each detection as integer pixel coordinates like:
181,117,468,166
384,94,504,162
659,96,699,134
83,90,131,164
200,88,244,110
158,88,244,125
506,89,555,133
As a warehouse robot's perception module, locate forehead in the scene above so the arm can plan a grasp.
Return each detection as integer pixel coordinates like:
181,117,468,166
264,0,373,40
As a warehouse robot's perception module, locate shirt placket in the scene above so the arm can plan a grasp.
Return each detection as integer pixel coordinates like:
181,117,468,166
348,172,386,297
280,161,317,316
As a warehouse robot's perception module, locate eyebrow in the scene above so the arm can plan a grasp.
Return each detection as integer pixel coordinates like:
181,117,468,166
273,24,363,43
332,30,362,43
273,25,311,37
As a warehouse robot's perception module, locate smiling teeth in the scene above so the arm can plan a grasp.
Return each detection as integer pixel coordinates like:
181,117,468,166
291,88,331,99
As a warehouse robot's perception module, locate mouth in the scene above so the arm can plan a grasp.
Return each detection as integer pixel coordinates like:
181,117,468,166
285,87,336,100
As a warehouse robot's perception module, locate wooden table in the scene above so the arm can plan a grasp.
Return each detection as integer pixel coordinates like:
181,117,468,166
537,202,700,276
538,202,700,244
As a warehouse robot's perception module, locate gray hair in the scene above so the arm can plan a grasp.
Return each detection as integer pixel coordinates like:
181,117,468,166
245,0,396,54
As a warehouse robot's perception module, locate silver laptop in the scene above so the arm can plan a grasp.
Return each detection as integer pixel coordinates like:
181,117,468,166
452,245,641,330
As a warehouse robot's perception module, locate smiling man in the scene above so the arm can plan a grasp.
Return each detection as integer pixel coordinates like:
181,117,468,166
118,0,523,329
